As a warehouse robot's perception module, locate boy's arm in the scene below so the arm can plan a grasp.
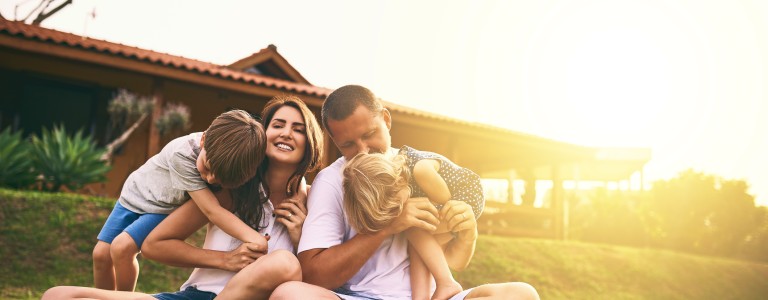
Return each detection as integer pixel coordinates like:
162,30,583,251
188,188,265,244
413,159,452,205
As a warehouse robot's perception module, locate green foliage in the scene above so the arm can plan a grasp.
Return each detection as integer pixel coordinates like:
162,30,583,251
155,102,192,137
0,128,37,188
568,189,649,248
569,169,768,262
0,188,202,299
3,188,767,299
739,206,768,261
457,236,768,300
645,169,761,258
30,125,111,192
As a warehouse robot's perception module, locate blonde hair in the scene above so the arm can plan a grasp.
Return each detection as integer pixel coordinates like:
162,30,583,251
204,109,266,188
343,153,410,234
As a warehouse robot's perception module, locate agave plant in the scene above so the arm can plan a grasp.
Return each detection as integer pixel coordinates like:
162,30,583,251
30,125,111,192
0,127,37,189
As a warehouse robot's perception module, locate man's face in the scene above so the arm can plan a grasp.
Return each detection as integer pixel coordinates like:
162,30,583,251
327,105,392,160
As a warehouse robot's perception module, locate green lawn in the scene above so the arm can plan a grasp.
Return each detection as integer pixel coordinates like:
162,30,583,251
457,236,768,299
2,188,767,299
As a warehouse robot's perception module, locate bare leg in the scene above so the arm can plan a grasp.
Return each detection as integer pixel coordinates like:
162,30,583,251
110,232,140,291
41,286,155,300
216,250,302,299
92,241,115,290
409,244,431,300
407,228,462,300
269,281,340,300
463,282,539,300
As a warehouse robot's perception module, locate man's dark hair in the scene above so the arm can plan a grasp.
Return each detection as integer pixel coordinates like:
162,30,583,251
321,85,384,136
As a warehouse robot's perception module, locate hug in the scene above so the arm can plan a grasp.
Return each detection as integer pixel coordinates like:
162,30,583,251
43,85,538,300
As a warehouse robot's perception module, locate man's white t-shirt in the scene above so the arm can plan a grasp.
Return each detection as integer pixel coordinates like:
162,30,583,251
299,152,412,299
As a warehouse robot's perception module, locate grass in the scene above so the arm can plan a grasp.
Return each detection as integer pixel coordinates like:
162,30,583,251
2,188,767,299
0,188,204,299
456,237,768,299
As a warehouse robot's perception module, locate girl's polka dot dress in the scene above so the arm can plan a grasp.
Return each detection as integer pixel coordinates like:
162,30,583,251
399,145,485,219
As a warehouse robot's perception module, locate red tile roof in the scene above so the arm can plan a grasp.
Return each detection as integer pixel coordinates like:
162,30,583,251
0,19,588,147
0,19,331,98
228,44,311,85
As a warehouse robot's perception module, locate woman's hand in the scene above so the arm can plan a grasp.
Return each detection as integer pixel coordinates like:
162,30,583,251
275,187,308,249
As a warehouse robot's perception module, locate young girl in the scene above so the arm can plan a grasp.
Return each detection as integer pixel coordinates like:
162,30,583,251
343,145,484,300
43,95,324,299
93,109,270,291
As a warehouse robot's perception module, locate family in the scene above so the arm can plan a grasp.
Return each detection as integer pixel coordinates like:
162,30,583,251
42,85,539,300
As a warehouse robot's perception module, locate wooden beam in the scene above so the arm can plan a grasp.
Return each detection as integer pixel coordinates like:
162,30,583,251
147,78,164,156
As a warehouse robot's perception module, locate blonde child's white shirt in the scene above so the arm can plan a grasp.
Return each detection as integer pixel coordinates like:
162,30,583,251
299,148,413,299
180,197,294,295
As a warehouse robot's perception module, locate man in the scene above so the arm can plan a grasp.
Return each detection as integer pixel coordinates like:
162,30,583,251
270,85,539,300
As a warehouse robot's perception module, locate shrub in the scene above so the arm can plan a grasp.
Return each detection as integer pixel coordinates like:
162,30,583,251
107,89,154,131
30,125,111,192
155,102,191,137
0,127,37,189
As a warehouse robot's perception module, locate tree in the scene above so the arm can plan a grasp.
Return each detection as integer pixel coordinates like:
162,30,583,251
11,0,72,25
101,89,153,163
644,169,761,256
568,188,648,247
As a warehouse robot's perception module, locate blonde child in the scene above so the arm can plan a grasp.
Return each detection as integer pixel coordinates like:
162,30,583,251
342,146,484,300
93,109,267,291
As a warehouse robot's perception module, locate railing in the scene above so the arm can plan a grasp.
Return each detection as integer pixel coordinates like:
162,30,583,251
477,201,562,239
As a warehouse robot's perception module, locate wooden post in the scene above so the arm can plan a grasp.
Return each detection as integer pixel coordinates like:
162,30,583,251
507,170,516,204
147,79,164,157
551,164,565,240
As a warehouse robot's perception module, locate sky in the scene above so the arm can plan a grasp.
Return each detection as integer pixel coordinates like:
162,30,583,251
2,0,767,206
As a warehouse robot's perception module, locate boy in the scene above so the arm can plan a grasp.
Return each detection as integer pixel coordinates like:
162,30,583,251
93,109,267,291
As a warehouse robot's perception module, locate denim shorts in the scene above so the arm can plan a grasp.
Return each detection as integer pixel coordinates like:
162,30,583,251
153,286,216,300
97,201,168,249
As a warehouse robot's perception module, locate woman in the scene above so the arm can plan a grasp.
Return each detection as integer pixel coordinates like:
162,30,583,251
42,95,323,300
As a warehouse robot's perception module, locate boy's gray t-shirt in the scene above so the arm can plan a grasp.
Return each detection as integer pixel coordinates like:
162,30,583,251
118,132,208,214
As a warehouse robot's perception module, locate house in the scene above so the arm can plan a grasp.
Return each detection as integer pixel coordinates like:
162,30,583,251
0,18,650,239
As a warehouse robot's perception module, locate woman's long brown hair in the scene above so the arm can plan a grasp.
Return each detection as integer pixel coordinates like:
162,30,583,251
231,95,324,230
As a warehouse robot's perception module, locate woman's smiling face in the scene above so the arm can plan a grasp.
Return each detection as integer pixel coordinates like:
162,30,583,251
265,106,307,166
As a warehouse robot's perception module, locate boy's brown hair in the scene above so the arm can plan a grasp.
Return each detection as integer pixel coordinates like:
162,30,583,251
203,109,266,188
342,152,409,234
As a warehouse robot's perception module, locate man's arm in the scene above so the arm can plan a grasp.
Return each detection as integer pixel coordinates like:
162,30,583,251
142,191,266,272
299,196,440,289
440,200,478,271
298,231,388,289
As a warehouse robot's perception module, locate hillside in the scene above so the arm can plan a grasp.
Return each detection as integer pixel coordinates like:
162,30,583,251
2,189,767,299
458,236,768,299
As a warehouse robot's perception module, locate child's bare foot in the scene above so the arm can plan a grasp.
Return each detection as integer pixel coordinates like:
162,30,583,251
431,280,463,300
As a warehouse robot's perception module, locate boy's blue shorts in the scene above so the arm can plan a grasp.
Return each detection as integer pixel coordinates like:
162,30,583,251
97,201,168,249
153,286,216,300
